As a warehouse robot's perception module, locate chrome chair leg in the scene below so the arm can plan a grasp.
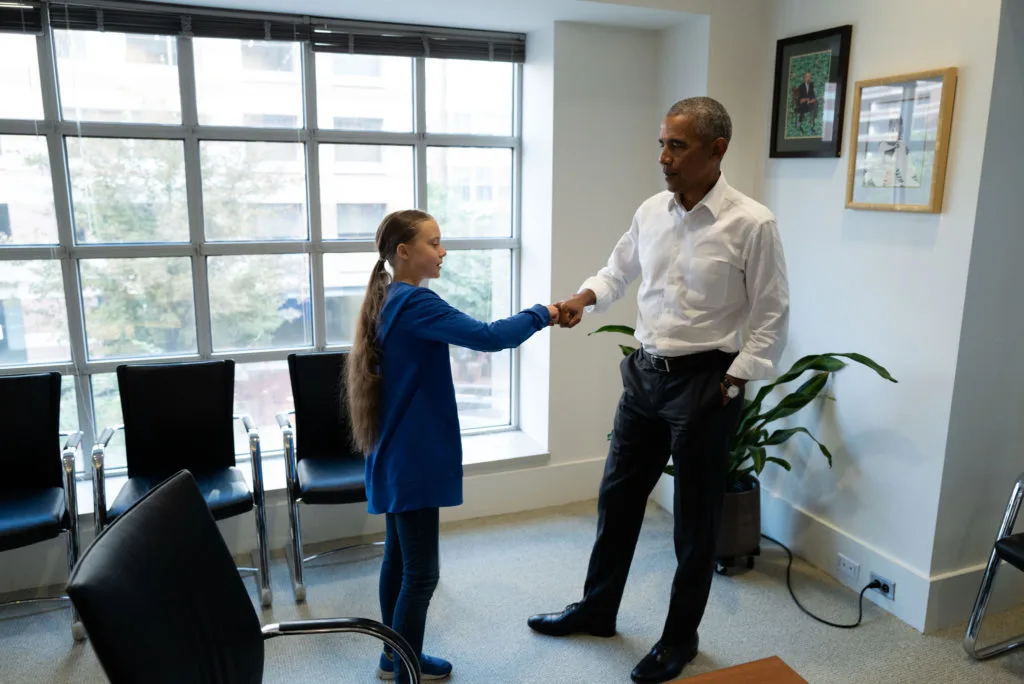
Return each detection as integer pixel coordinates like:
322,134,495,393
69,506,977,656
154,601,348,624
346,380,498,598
963,473,1024,660
286,494,306,603
244,418,273,608
62,441,86,642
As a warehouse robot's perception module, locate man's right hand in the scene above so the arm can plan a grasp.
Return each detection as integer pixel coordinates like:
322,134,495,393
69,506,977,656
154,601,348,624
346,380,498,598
555,290,596,328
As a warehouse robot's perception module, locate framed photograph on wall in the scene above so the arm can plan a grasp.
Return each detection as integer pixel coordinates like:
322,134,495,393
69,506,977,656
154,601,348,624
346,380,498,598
846,67,958,213
769,25,853,158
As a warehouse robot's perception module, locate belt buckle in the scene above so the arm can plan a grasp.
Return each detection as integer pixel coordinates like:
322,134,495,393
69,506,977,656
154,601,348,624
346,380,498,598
649,353,670,374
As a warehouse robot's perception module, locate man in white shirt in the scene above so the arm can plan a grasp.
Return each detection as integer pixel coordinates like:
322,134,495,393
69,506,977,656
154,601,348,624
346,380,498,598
528,97,789,683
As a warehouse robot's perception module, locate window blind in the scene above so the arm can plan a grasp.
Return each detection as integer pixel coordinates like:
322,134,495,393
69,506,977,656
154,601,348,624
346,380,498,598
0,2,43,35
27,1,525,62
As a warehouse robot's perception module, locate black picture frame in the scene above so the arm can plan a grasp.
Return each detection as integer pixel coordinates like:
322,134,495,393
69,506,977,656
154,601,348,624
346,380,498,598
769,25,853,158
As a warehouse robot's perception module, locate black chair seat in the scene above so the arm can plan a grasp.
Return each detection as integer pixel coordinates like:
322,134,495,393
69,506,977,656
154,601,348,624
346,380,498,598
0,488,66,552
995,533,1024,572
109,468,253,522
297,457,366,505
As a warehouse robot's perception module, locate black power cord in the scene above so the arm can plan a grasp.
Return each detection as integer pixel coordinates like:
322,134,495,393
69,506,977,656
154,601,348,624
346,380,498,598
760,534,882,629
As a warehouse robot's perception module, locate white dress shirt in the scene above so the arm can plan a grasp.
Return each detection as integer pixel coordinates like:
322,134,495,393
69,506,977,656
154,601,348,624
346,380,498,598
580,174,789,381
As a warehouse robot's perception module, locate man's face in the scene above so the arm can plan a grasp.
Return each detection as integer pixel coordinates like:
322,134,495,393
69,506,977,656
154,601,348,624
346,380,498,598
658,115,724,196
804,72,812,84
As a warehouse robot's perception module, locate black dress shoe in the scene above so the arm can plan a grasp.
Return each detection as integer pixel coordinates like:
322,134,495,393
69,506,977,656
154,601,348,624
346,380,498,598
630,636,699,683
526,602,616,637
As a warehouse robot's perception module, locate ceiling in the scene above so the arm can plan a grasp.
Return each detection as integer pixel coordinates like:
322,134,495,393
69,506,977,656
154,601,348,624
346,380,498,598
145,0,696,33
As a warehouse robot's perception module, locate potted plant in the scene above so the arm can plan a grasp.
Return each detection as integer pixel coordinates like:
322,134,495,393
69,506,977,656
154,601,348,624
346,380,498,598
591,325,897,574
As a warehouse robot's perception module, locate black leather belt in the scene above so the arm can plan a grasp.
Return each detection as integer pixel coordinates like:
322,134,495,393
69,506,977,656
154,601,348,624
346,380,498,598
640,348,734,374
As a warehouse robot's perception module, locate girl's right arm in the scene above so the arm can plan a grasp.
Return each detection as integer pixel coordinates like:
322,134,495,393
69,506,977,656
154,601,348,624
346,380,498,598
402,288,553,352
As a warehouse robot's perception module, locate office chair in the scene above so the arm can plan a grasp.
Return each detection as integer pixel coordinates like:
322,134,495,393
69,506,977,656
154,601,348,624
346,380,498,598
0,371,84,640
91,360,273,606
964,471,1024,659
277,351,382,602
67,470,420,683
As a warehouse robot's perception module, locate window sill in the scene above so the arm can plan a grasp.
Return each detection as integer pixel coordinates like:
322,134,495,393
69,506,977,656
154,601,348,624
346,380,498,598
73,430,549,517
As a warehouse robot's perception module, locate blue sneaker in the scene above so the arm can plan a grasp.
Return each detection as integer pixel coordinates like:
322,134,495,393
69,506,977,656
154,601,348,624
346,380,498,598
378,649,452,680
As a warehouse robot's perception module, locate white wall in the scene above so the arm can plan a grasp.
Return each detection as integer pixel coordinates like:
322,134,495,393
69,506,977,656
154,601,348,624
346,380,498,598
658,15,709,114
591,0,773,200
759,0,1002,631
927,0,1024,631
546,21,661,469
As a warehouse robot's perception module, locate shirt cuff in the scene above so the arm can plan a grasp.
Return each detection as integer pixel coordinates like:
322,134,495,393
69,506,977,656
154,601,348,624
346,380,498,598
579,278,614,314
727,351,775,382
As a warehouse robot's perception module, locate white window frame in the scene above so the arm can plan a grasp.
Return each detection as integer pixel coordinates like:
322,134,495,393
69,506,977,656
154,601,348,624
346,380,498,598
0,16,524,478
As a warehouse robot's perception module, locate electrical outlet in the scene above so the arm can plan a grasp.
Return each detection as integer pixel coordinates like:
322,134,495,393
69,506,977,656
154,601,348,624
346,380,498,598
870,572,895,601
837,553,859,581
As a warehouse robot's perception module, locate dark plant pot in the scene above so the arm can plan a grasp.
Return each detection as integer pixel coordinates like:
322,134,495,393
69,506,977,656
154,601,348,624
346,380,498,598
714,475,760,574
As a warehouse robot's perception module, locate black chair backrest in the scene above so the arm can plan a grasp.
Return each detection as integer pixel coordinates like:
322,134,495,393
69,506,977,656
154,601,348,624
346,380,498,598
67,470,264,684
287,352,361,462
117,361,236,478
0,372,63,493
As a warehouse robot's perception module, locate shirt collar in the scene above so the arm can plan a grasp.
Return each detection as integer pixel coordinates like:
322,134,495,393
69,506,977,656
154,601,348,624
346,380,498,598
668,172,729,219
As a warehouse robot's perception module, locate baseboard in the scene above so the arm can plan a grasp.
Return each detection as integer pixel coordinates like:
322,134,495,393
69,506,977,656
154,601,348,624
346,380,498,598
0,457,607,596
759,488,933,631
653,481,1024,633
926,557,1024,633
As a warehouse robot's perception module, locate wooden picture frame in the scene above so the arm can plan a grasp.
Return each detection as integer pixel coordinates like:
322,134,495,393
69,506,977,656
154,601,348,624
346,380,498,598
845,67,958,213
769,25,853,158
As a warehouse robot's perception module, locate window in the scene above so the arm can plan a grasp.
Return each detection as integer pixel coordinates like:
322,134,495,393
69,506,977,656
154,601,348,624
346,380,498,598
336,203,386,238
333,118,384,163
0,35,43,120
240,40,296,71
194,38,302,126
334,117,384,131
320,146,414,240
1,20,521,478
332,54,381,77
242,115,302,163
55,30,181,124
125,35,178,66
316,54,413,132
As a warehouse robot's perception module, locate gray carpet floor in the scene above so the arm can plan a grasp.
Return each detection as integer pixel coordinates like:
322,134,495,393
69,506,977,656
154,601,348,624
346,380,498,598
2,500,1024,683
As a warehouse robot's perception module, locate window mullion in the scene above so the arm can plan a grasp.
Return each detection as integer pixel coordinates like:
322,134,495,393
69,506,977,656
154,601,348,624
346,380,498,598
414,56,427,211
38,14,96,463
304,41,326,351
178,35,212,360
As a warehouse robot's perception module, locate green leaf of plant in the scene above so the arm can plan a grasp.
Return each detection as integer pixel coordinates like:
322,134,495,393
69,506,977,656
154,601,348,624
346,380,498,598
589,325,636,337
619,344,637,357
762,426,815,446
765,456,792,471
757,372,830,425
830,352,898,383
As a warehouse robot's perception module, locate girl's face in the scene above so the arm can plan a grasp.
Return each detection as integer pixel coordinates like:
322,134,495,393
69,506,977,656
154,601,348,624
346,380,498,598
396,219,446,281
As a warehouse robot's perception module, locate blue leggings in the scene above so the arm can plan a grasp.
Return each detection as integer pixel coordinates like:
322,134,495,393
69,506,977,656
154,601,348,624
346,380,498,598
380,507,440,684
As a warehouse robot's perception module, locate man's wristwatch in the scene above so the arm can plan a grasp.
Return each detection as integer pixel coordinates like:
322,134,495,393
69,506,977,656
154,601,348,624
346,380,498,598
722,377,741,400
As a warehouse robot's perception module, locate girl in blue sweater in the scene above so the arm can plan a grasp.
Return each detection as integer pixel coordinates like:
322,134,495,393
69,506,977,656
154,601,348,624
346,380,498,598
346,209,557,682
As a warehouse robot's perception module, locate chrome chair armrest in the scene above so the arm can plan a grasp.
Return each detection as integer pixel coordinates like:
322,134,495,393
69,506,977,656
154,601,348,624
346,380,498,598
234,414,264,493
277,411,298,493
91,425,123,534
995,471,1024,540
61,441,79,527
262,618,420,683
61,430,83,453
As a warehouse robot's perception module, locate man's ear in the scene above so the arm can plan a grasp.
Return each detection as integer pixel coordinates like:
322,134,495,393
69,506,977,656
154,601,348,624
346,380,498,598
711,137,729,161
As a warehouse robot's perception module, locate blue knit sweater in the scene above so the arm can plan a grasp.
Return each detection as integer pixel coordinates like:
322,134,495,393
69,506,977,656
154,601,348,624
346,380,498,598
364,282,549,514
